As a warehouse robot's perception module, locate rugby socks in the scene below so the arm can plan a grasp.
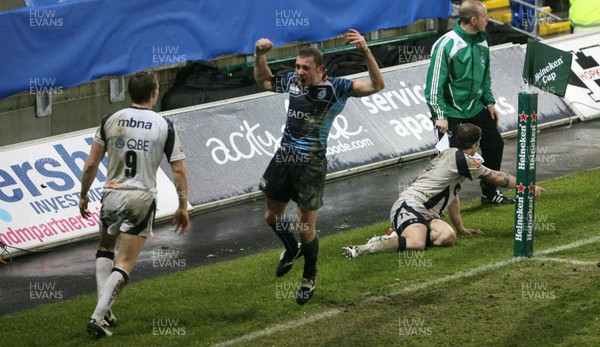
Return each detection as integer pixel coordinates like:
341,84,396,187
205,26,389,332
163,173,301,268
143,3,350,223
270,222,299,256
91,268,129,322
425,227,433,247
95,250,115,298
398,236,407,251
355,236,404,254
301,236,319,279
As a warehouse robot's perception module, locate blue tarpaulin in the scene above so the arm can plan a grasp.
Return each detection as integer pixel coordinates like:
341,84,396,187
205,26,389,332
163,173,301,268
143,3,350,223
0,0,451,99
23,0,73,7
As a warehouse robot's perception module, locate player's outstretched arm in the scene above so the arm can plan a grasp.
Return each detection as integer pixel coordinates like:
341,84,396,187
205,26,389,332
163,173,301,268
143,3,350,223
170,159,190,235
480,170,546,197
345,29,385,97
254,38,274,91
448,196,482,234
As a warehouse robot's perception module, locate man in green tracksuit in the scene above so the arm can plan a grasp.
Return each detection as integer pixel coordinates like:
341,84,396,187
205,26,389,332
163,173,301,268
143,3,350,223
425,0,514,205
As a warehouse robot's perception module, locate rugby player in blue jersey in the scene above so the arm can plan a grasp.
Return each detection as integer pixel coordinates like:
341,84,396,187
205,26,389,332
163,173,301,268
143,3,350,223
254,29,384,304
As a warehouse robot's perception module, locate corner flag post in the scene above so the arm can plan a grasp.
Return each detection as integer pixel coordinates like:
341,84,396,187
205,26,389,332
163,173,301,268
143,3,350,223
514,92,538,257
516,38,571,258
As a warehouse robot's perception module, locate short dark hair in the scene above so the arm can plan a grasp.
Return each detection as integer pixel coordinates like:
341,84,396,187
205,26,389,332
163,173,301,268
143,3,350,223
459,0,483,23
128,71,158,103
451,123,482,149
297,46,323,67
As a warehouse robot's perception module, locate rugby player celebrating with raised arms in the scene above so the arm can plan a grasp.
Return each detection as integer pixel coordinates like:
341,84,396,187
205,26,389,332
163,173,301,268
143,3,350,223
254,29,384,304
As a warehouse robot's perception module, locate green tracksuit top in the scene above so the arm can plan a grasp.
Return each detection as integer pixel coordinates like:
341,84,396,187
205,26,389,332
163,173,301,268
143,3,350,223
425,21,495,121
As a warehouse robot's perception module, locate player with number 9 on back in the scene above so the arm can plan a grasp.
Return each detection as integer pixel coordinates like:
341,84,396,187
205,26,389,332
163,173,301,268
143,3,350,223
78,70,189,337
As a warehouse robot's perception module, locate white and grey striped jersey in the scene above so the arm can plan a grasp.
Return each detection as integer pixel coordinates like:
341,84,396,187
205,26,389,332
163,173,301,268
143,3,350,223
94,106,185,195
400,148,489,217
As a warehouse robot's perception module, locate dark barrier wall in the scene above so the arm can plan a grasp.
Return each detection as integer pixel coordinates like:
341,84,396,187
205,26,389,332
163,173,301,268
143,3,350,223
162,45,574,207
0,0,451,99
0,44,579,257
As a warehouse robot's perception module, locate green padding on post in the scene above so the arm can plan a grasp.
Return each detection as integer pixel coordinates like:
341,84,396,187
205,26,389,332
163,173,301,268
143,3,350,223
514,92,538,258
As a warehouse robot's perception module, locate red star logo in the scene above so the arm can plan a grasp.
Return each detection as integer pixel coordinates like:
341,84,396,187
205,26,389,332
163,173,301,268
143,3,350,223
517,183,525,193
531,112,537,121
528,184,535,193
519,112,528,122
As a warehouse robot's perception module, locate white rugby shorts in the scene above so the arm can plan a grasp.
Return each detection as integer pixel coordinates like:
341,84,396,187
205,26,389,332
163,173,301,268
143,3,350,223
100,189,156,238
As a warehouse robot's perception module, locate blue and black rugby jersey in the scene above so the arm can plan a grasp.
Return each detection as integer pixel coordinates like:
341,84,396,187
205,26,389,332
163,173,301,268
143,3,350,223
272,72,355,159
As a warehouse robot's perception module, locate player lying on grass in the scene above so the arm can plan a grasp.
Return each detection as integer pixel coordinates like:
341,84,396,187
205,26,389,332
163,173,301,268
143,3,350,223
342,123,545,258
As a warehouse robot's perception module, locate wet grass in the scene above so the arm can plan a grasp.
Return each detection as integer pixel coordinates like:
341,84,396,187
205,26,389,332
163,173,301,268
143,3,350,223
1,168,599,346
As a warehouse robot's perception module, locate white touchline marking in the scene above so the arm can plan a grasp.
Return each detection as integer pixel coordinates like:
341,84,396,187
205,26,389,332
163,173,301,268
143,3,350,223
535,235,600,256
213,235,600,346
211,308,342,347
531,257,599,266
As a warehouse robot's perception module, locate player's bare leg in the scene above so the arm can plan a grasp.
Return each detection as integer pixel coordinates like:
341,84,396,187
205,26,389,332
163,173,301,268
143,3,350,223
351,235,401,255
343,223,428,259
113,233,146,273
428,219,457,246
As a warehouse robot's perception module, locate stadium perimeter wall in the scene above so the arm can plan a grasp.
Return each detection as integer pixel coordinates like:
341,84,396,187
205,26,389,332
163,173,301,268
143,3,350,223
1,32,600,258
